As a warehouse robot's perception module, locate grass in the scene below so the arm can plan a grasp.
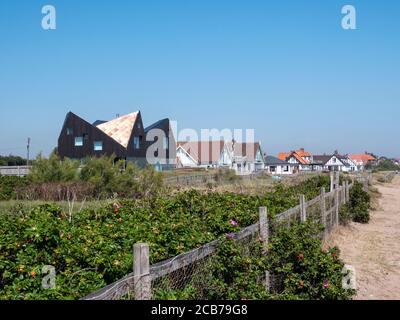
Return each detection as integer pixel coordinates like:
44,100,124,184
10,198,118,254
0,199,113,216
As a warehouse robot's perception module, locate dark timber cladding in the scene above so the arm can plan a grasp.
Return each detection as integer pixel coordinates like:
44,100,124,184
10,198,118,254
57,111,146,161
144,118,177,166
57,111,176,169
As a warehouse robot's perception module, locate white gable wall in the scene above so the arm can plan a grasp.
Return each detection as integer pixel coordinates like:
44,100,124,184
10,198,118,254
176,147,198,167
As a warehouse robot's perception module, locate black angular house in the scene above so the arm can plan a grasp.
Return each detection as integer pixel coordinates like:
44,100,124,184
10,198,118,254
57,111,176,170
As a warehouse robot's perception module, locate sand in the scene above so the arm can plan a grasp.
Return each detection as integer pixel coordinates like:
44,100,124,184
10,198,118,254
324,175,400,300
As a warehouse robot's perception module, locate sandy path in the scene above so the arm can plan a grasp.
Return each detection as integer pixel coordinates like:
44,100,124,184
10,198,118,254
324,175,400,300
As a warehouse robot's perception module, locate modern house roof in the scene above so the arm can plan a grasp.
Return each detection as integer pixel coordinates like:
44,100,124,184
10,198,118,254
96,112,139,148
144,118,170,133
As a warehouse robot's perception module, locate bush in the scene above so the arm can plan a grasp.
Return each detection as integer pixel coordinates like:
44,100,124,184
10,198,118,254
0,155,27,166
0,176,28,201
214,169,239,183
340,182,370,224
266,222,355,300
13,154,164,201
155,222,355,300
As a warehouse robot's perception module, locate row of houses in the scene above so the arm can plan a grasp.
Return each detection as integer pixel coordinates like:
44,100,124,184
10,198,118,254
177,144,376,175
265,148,376,175
57,111,377,175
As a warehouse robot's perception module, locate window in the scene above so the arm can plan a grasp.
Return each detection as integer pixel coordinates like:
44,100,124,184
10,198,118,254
138,123,141,129
284,166,289,172
133,136,140,149
75,137,83,146
332,158,336,163
270,166,276,172
94,141,103,151
163,136,169,150
67,128,73,135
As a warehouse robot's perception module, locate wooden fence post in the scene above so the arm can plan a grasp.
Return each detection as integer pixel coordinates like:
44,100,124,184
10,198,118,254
345,181,350,203
335,189,340,226
320,187,326,236
259,207,270,292
133,243,151,300
335,171,340,189
342,182,346,205
300,195,306,222
259,207,269,248
330,172,334,192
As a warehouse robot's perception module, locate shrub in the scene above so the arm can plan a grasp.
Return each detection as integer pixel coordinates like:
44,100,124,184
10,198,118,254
28,152,79,183
340,182,370,224
214,169,239,184
0,176,28,201
266,222,355,300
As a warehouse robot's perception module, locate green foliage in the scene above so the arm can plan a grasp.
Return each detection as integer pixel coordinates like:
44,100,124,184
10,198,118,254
28,153,79,184
153,221,355,301
214,169,239,183
15,154,164,200
0,176,330,299
0,176,28,201
0,155,27,166
205,236,270,300
266,222,355,300
370,159,399,172
340,182,370,224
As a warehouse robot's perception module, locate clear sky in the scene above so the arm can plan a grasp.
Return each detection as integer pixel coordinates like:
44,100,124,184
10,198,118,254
0,0,399,158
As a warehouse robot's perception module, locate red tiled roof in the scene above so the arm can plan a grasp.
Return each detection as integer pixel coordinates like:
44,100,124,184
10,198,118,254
349,154,376,164
295,148,312,157
277,152,290,161
278,150,310,164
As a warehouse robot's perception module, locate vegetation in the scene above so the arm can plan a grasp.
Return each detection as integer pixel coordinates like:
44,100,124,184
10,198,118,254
0,176,28,201
154,222,355,300
369,159,399,172
0,155,27,166
5,153,163,201
0,176,332,300
339,181,371,224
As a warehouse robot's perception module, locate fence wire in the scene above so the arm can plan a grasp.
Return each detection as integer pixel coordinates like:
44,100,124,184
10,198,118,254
150,229,261,300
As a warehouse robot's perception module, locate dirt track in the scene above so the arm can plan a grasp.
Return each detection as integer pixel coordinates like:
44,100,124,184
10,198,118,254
325,175,400,300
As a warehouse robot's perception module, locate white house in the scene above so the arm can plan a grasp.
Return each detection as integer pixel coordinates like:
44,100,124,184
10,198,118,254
277,148,313,173
264,156,294,175
312,154,358,172
176,140,264,174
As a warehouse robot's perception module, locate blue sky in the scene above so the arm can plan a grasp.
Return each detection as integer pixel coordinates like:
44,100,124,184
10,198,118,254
0,0,399,158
